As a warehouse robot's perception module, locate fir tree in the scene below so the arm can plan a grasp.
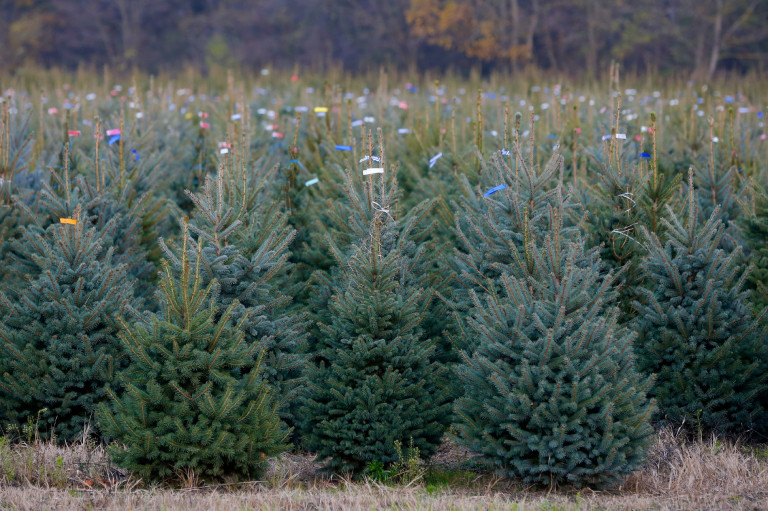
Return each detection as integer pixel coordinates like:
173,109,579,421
97,229,289,482
454,189,655,488
0,207,134,442
450,141,578,355
299,205,451,475
634,175,768,434
179,165,308,423
576,119,681,319
739,184,768,311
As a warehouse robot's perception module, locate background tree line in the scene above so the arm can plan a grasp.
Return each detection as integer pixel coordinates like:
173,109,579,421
1,0,767,79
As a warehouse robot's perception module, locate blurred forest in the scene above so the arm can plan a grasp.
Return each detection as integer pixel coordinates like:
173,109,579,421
1,0,767,77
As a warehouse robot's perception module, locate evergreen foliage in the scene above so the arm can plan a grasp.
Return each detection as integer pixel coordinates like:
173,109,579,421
178,164,308,422
634,178,768,434
0,207,134,442
450,138,578,354
97,230,289,482
739,185,768,311
299,193,451,475
576,120,681,318
453,177,655,487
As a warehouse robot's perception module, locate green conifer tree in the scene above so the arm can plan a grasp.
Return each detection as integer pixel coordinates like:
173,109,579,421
0,207,134,441
98,228,289,482
739,185,768,311
454,188,655,488
634,175,768,434
177,165,308,423
576,124,680,319
299,201,451,475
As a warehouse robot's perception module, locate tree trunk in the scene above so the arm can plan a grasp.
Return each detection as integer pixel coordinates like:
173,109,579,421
511,0,520,71
525,0,540,65
586,0,598,78
707,0,723,79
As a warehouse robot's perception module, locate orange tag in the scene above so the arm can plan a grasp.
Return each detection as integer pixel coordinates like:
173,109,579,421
60,218,77,225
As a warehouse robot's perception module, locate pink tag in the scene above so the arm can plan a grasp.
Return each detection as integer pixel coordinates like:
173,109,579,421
68,130,80,136
106,129,121,136
291,75,298,82
48,108,59,115
272,132,284,139
398,101,408,110
200,122,210,129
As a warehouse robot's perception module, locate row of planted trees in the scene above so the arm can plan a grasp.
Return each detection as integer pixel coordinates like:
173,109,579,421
1,107,768,488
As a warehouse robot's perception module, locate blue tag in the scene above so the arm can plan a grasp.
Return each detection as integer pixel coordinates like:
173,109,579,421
640,152,651,158
335,145,352,151
109,135,120,145
483,184,507,197
131,149,139,161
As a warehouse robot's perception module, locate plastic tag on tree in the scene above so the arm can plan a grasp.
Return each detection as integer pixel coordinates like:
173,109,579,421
484,184,507,197
363,168,384,175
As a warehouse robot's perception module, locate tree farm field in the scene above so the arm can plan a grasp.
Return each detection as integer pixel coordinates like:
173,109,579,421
1,68,768,510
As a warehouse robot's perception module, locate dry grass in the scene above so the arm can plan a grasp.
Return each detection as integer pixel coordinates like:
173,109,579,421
1,428,767,510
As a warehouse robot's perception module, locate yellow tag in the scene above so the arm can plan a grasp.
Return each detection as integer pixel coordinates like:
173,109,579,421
60,218,77,225
314,107,328,113
185,112,193,120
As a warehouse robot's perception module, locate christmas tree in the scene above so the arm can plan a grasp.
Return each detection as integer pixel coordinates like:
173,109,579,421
299,199,451,475
576,117,681,319
634,174,768,434
738,184,768,311
454,187,655,488
97,228,289,482
0,207,134,442
178,164,308,423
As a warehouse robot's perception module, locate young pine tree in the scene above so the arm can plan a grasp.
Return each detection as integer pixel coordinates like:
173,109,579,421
576,120,680,319
454,194,655,488
299,208,451,475
634,175,768,434
0,207,134,442
738,184,768,312
180,165,308,424
97,229,289,482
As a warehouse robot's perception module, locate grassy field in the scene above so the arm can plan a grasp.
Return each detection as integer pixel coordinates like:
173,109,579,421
1,428,767,510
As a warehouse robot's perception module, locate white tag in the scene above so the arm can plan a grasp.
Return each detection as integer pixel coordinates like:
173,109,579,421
305,177,319,186
363,168,384,175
